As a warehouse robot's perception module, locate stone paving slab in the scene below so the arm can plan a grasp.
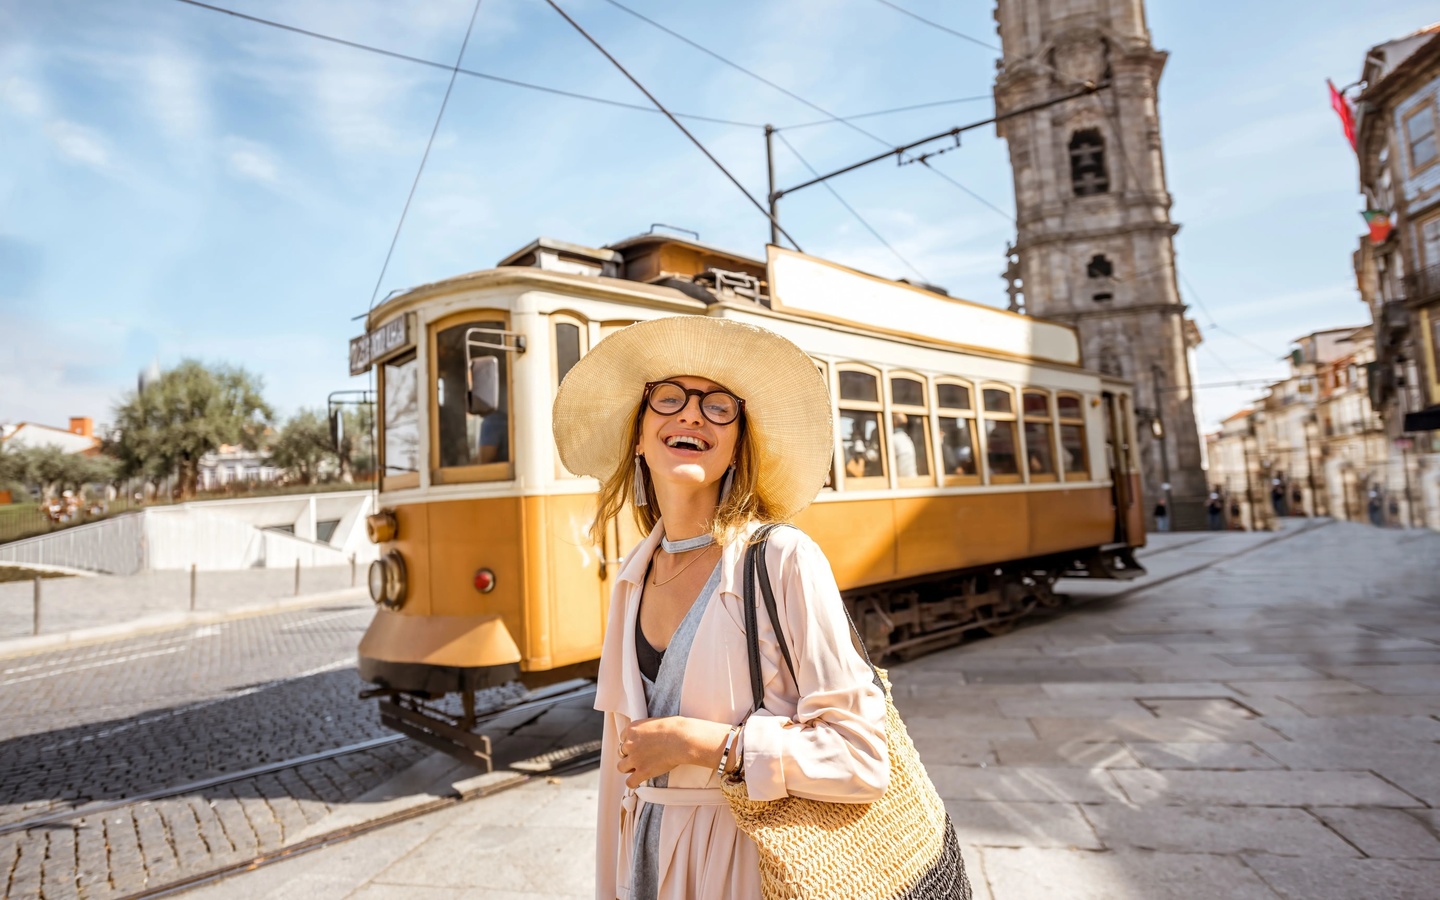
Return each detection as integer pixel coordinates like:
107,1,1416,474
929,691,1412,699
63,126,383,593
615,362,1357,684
1312,807,1440,859
1111,768,1423,807
1241,855,1440,900
1123,740,1283,770
980,847,1282,900
1081,804,1357,856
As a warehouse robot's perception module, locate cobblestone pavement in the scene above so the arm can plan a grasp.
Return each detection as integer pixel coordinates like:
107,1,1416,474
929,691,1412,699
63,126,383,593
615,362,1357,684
182,520,1440,900
0,601,439,899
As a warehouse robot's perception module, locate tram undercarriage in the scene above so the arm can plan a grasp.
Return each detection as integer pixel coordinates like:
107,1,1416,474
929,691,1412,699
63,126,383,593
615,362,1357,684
361,544,1143,768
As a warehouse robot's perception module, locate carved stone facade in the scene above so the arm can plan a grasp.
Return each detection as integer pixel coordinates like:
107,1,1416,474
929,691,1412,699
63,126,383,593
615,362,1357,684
993,0,1207,527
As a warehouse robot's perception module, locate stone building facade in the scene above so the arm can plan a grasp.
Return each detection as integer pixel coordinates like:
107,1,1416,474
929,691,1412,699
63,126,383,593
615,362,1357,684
1352,24,1440,530
993,0,1206,528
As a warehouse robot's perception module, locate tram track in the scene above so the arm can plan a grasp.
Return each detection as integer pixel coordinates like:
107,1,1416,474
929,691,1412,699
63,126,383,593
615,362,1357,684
1,681,601,900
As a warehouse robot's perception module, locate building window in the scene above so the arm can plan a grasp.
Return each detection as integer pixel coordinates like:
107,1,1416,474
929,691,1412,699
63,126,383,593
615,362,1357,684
837,366,886,488
1069,129,1110,197
1405,103,1438,173
1057,393,1089,477
1086,255,1113,278
431,314,512,482
889,375,931,485
936,380,981,485
1022,391,1057,481
981,385,1021,482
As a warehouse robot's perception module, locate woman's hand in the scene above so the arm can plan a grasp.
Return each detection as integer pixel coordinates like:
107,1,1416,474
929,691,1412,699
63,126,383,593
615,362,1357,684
617,716,733,789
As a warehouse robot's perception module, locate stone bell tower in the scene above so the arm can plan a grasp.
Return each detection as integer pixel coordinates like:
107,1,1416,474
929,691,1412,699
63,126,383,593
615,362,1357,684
993,0,1206,528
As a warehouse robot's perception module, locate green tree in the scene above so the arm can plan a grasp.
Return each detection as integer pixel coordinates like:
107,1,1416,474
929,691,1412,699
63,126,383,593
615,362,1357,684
111,360,272,499
269,409,333,485
0,444,117,500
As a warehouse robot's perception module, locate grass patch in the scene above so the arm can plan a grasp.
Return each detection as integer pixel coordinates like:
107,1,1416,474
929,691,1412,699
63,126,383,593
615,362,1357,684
0,565,73,583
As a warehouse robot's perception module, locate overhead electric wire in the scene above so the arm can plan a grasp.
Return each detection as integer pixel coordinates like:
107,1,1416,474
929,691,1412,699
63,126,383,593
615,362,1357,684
366,0,483,310
169,0,760,127
598,0,1010,244
780,95,994,131
916,159,1014,222
866,0,1000,52
541,0,803,250
776,132,928,282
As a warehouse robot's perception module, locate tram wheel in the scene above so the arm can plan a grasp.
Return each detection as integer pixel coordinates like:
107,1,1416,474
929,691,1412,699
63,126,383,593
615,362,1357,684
981,607,1018,636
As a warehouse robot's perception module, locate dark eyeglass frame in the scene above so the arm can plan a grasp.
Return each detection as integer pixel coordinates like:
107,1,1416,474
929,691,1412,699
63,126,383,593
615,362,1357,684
643,380,746,426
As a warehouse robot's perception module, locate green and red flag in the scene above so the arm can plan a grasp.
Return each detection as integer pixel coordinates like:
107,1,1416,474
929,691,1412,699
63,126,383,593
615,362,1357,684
1328,79,1357,153
1362,210,1393,244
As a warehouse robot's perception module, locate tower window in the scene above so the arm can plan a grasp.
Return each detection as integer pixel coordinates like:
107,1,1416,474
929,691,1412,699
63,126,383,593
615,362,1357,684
1069,129,1110,197
1086,255,1113,278
1092,292,1113,303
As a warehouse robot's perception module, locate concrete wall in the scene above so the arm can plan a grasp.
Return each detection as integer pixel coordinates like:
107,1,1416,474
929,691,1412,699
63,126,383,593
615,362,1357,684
0,492,381,574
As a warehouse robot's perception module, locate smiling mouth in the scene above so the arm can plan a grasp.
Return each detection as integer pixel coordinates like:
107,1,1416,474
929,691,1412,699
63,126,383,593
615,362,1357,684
664,435,711,451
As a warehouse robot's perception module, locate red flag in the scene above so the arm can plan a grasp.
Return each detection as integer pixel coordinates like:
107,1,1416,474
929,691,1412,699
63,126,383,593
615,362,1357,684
1328,79,1356,153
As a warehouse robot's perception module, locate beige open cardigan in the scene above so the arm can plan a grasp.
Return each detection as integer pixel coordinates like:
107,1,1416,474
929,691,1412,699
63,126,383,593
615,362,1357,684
594,520,888,900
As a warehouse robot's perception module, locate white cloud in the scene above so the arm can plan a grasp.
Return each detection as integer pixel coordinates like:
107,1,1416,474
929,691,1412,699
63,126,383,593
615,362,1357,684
225,137,281,185
43,120,112,169
1,76,45,117
143,47,211,142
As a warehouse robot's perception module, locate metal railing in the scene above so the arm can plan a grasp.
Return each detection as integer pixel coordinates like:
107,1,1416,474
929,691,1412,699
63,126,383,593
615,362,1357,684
1403,263,1440,304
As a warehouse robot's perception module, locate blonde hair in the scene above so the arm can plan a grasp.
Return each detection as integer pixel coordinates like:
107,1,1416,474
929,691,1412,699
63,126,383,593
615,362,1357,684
588,402,778,548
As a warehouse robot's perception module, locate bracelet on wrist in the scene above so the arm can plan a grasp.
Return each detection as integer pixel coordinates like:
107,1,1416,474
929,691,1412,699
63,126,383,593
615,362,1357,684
714,725,741,780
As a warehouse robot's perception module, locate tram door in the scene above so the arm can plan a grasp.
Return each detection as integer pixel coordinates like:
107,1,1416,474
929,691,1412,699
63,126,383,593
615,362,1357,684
1102,391,1134,544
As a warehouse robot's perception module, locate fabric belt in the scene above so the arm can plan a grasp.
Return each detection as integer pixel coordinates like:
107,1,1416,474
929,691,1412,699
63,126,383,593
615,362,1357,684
636,784,728,807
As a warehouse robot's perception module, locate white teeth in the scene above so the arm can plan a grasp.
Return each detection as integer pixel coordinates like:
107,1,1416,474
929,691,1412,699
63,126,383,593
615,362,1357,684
665,435,708,451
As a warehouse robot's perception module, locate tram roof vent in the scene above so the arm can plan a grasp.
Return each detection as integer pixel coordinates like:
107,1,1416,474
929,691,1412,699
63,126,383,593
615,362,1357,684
497,237,622,278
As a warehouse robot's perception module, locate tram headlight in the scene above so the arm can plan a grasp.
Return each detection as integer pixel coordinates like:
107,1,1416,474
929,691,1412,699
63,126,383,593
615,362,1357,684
366,510,398,544
368,551,409,610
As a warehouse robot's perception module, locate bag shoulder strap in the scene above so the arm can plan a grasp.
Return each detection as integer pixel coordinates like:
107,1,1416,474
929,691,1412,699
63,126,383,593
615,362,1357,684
743,524,881,715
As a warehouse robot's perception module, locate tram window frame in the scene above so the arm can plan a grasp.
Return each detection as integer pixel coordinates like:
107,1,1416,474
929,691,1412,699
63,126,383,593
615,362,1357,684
835,364,888,490
428,309,515,485
378,350,421,492
935,378,982,486
814,359,837,491
552,313,590,479
1022,390,1059,483
888,373,933,488
552,313,588,390
1057,392,1089,479
980,384,1023,484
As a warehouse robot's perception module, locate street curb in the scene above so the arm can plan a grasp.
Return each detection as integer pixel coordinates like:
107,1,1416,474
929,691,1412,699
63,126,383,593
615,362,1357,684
0,588,372,661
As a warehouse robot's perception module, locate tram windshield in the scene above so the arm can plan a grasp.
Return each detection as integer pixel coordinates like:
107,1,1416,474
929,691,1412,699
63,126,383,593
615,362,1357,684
436,319,510,468
383,353,420,475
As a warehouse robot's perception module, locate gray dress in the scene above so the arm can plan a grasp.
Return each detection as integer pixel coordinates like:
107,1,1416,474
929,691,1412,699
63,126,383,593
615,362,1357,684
630,561,723,900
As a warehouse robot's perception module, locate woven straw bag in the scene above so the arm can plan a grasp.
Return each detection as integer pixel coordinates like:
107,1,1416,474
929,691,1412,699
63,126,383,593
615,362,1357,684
722,525,971,900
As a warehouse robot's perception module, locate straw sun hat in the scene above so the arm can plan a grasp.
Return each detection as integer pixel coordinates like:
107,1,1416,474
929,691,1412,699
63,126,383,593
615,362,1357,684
553,316,834,521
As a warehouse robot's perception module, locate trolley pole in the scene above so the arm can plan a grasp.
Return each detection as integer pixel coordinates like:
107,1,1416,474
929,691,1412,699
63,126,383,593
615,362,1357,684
190,563,197,612
1150,365,1173,521
294,559,302,597
32,576,41,636
764,124,779,246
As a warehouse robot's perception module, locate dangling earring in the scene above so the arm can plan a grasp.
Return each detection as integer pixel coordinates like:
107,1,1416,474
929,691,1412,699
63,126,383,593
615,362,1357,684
633,454,648,508
719,464,735,505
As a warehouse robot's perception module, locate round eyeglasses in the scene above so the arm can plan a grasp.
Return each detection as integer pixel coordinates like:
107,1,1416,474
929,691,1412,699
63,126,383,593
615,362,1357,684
644,381,745,426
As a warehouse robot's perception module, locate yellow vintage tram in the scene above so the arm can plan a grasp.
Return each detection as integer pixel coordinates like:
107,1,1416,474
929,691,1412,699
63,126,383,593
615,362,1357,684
349,234,1145,757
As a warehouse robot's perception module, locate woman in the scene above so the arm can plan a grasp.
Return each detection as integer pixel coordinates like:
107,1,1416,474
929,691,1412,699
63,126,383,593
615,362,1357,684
553,316,888,900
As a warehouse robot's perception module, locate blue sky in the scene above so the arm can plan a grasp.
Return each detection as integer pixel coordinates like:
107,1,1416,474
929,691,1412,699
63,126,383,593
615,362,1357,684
3,0,1437,433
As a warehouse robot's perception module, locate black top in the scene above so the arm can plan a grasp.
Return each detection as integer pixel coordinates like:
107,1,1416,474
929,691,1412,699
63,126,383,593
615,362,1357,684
635,559,664,681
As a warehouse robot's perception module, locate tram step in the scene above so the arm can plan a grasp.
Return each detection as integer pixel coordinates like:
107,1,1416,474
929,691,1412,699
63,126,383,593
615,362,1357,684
510,739,604,773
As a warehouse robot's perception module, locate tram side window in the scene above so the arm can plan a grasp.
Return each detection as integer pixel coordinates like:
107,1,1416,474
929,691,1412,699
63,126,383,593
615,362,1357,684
1058,394,1088,476
555,322,582,387
1022,391,1056,478
889,376,931,481
382,352,421,477
982,387,1020,478
436,320,510,469
936,382,979,479
838,368,886,482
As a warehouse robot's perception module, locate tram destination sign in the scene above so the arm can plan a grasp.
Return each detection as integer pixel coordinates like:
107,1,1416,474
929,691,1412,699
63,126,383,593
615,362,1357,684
350,315,413,375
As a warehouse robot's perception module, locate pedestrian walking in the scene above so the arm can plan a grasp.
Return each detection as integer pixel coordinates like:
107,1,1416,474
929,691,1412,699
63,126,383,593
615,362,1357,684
1206,492,1223,530
1154,498,1170,532
1229,499,1243,530
1369,492,1383,526
554,317,969,900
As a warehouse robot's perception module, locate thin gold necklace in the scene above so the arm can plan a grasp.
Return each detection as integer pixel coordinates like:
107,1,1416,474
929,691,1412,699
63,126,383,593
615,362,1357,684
651,544,718,587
